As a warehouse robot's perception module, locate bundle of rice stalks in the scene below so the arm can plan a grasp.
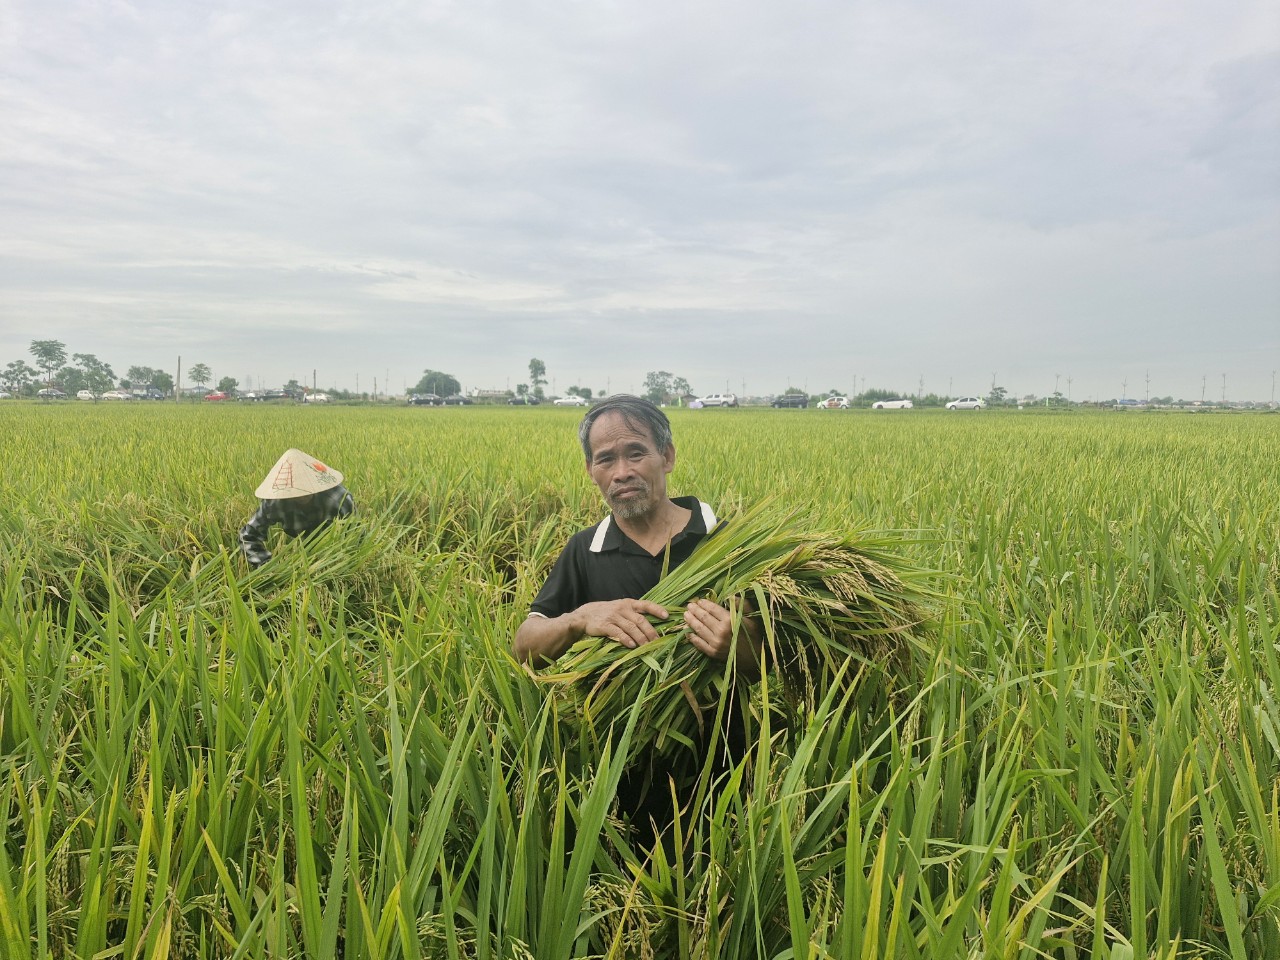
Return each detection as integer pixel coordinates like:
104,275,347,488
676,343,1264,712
541,500,937,768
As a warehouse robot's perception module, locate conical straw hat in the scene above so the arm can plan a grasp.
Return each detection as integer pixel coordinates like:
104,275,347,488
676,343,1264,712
255,449,344,499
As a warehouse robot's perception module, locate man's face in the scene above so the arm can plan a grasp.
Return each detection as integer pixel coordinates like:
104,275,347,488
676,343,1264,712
585,411,675,521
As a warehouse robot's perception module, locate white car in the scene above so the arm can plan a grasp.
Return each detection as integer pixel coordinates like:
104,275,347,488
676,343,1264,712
102,390,134,400
946,396,985,410
553,395,589,406
697,393,738,407
76,389,98,400
303,392,329,403
816,396,848,409
872,398,913,410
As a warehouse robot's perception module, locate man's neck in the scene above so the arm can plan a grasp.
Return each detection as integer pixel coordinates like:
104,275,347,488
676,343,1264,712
614,498,691,556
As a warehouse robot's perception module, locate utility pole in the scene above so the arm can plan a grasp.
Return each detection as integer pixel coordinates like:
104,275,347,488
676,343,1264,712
1054,373,1060,396
1067,376,1072,402
1121,379,1127,401
1201,375,1206,403
918,374,924,398
1221,373,1226,403
1145,370,1149,404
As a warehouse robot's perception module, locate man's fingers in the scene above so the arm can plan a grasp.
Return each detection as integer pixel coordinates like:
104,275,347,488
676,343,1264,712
683,600,733,661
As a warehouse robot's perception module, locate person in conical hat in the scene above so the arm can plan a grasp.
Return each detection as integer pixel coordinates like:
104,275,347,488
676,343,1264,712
239,449,355,567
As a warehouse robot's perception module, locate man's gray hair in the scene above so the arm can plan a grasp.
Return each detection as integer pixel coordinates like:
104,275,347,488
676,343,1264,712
578,394,674,460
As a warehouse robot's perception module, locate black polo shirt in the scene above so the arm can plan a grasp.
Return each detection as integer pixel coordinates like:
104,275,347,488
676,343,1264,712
529,496,717,618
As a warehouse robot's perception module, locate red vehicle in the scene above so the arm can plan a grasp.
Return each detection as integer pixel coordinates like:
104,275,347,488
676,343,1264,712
204,391,230,402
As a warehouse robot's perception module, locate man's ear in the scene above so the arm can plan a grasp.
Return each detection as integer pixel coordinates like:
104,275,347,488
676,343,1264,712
663,444,676,473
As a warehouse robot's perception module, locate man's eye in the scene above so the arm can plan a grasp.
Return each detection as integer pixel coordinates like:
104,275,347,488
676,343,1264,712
594,457,613,467
628,450,647,461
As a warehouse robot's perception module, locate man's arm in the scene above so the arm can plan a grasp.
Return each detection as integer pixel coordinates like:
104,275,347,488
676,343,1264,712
239,501,275,568
514,598,671,668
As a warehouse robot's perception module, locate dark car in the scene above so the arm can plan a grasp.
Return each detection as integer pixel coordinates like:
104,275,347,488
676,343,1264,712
442,394,473,406
507,395,541,405
771,393,808,408
408,393,443,406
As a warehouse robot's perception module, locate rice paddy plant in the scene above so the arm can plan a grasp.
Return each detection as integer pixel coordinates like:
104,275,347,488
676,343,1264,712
0,402,1276,957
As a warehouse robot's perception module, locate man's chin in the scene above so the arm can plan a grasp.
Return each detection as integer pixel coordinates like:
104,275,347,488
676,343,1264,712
611,496,654,521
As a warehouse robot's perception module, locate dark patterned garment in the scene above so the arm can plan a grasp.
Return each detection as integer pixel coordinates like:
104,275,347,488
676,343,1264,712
238,485,355,567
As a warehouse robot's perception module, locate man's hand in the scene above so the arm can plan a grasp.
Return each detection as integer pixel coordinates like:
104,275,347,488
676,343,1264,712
514,598,669,666
683,597,764,679
573,598,670,649
683,598,736,660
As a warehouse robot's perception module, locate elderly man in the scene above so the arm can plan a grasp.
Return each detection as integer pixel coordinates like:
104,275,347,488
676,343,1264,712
515,395,759,838
239,448,355,568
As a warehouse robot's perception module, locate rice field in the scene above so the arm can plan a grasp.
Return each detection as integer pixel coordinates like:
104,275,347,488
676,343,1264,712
0,401,1276,959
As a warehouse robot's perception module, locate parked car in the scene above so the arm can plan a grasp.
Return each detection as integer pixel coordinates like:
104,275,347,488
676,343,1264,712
507,395,541,405
302,392,329,403
442,394,473,406
698,393,738,407
771,393,808,408
553,395,589,407
102,390,133,400
204,391,230,402
815,396,849,409
946,396,985,411
76,389,97,401
0,392,13,400
407,393,442,406
872,398,913,410
37,388,67,398
132,387,167,400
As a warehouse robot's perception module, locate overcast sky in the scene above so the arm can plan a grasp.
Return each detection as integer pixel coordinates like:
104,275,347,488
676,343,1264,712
2,0,1277,401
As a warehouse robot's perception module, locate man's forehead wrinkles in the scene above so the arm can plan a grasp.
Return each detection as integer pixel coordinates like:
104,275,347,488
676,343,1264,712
592,434,652,457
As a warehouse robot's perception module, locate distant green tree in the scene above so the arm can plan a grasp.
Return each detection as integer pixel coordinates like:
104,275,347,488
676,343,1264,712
987,385,1008,406
57,366,87,394
3,360,39,394
188,363,212,389
30,339,66,388
72,353,116,397
413,369,460,396
528,358,547,398
217,376,238,395
150,371,174,395
643,370,674,405
672,376,692,398
516,383,529,397
126,366,158,389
